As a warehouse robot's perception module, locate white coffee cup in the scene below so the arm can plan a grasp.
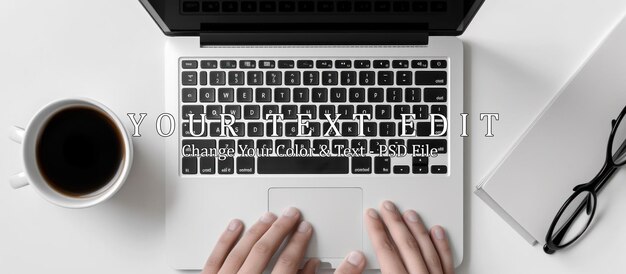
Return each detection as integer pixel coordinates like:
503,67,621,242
9,98,133,208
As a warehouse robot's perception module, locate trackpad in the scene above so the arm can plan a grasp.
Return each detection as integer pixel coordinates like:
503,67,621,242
268,188,363,259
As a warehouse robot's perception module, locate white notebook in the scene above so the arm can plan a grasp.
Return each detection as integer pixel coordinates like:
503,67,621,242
475,14,626,245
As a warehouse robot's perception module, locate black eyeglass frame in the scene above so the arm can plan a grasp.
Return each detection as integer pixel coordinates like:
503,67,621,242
543,105,626,254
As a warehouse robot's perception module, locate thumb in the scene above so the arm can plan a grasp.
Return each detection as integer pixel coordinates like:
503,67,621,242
334,251,366,274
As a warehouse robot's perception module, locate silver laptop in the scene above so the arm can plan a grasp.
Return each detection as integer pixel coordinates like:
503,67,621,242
139,0,483,270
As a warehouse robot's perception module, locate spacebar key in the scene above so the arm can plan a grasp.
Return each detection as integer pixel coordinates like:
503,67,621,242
258,157,349,174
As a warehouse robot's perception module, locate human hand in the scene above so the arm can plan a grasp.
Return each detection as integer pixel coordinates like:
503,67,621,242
201,207,367,274
365,201,454,274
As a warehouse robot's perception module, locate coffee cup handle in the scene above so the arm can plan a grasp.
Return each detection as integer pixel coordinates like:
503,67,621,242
9,126,29,189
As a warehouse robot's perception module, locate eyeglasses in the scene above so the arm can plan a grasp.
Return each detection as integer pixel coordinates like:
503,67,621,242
544,105,626,254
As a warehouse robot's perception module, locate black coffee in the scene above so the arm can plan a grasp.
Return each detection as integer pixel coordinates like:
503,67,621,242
36,106,124,197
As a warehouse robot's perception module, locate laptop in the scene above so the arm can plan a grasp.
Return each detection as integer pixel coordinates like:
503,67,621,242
139,0,483,270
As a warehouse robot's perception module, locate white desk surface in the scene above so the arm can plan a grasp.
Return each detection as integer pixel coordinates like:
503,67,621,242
2,0,626,273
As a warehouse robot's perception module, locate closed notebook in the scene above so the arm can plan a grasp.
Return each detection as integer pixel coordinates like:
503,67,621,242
475,14,626,245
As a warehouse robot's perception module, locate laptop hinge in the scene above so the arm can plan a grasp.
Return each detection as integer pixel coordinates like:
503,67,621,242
199,32,428,47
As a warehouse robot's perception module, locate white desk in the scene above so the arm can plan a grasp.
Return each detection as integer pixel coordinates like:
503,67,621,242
1,0,626,273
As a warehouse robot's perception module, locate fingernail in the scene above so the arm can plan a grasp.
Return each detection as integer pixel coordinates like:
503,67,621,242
406,210,420,223
433,226,445,240
227,219,241,231
346,251,364,266
383,201,395,211
298,221,311,233
259,212,276,223
367,208,379,219
282,207,299,217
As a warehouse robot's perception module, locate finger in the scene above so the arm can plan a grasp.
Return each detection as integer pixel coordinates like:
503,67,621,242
272,221,314,274
298,258,320,274
218,212,277,274
238,207,302,273
403,210,444,274
430,226,455,274
202,219,244,274
334,251,366,274
379,201,429,274
364,208,407,274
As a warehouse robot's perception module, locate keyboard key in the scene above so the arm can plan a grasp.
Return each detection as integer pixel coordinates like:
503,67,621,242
370,139,385,153
266,122,283,137
389,139,405,147
257,139,273,153
294,139,311,149
258,157,349,174
319,105,335,120
181,71,197,85
335,60,352,68
322,71,339,85
349,88,366,102
206,105,222,120
415,71,447,85
275,139,292,154
412,60,428,68
338,105,354,120
354,60,371,68
285,71,301,85
248,122,264,136
330,88,347,102
356,104,373,116
393,165,410,174
274,88,291,102
224,105,241,119
373,60,390,68
300,105,316,119
351,139,368,152
262,105,279,118
431,60,447,69
209,122,222,137
182,105,204,120
394,105,411,119
237,157,255,174
322,121,340,136
285,122,298,136
312,88,328,102
405,88,421,102
331,139,349,154
368,88,384,102
281,105,298,120
363,122,377,136
231,122,245,137
239,60,256,69
218,88,235,102
407,139,447,154
218,158,234,174
431,165,448,174
392,60,409,68
201,60,218,69
297,60,314,68
259,60,275,68
182,60,198,69
266,71,282,85
316,60,333,68
182,122,208,137
341,71,357,85
396,71,413,85
200,157,216,174
431,105,447,117
359,71,375,85
380,122,396,136
413,166,428,174
374,157,391,174
255,88,271,102
341,122,358,136
219,139,235,150
200,71,208,85
182,157,197,174
228,71,244,85
209,71,226,85
386,88,402,102
413,105,429,119
377,71,393,85
247,71,264,85
375,105,391,119
412,156,428,166
305,122,321,137
303,71,319,85
182,88,197,102
352,157,372,174
220,60,237,69
424,88,447,102
278,60,295,69
293,88,309,102
236,88,253,102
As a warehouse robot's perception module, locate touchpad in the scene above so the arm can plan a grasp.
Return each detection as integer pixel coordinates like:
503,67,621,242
268,188,363,260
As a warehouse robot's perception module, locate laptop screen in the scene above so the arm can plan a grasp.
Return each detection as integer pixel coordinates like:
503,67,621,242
141,0,483,36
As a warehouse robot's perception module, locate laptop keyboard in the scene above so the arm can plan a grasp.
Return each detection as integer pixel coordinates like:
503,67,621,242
179,58,449,175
